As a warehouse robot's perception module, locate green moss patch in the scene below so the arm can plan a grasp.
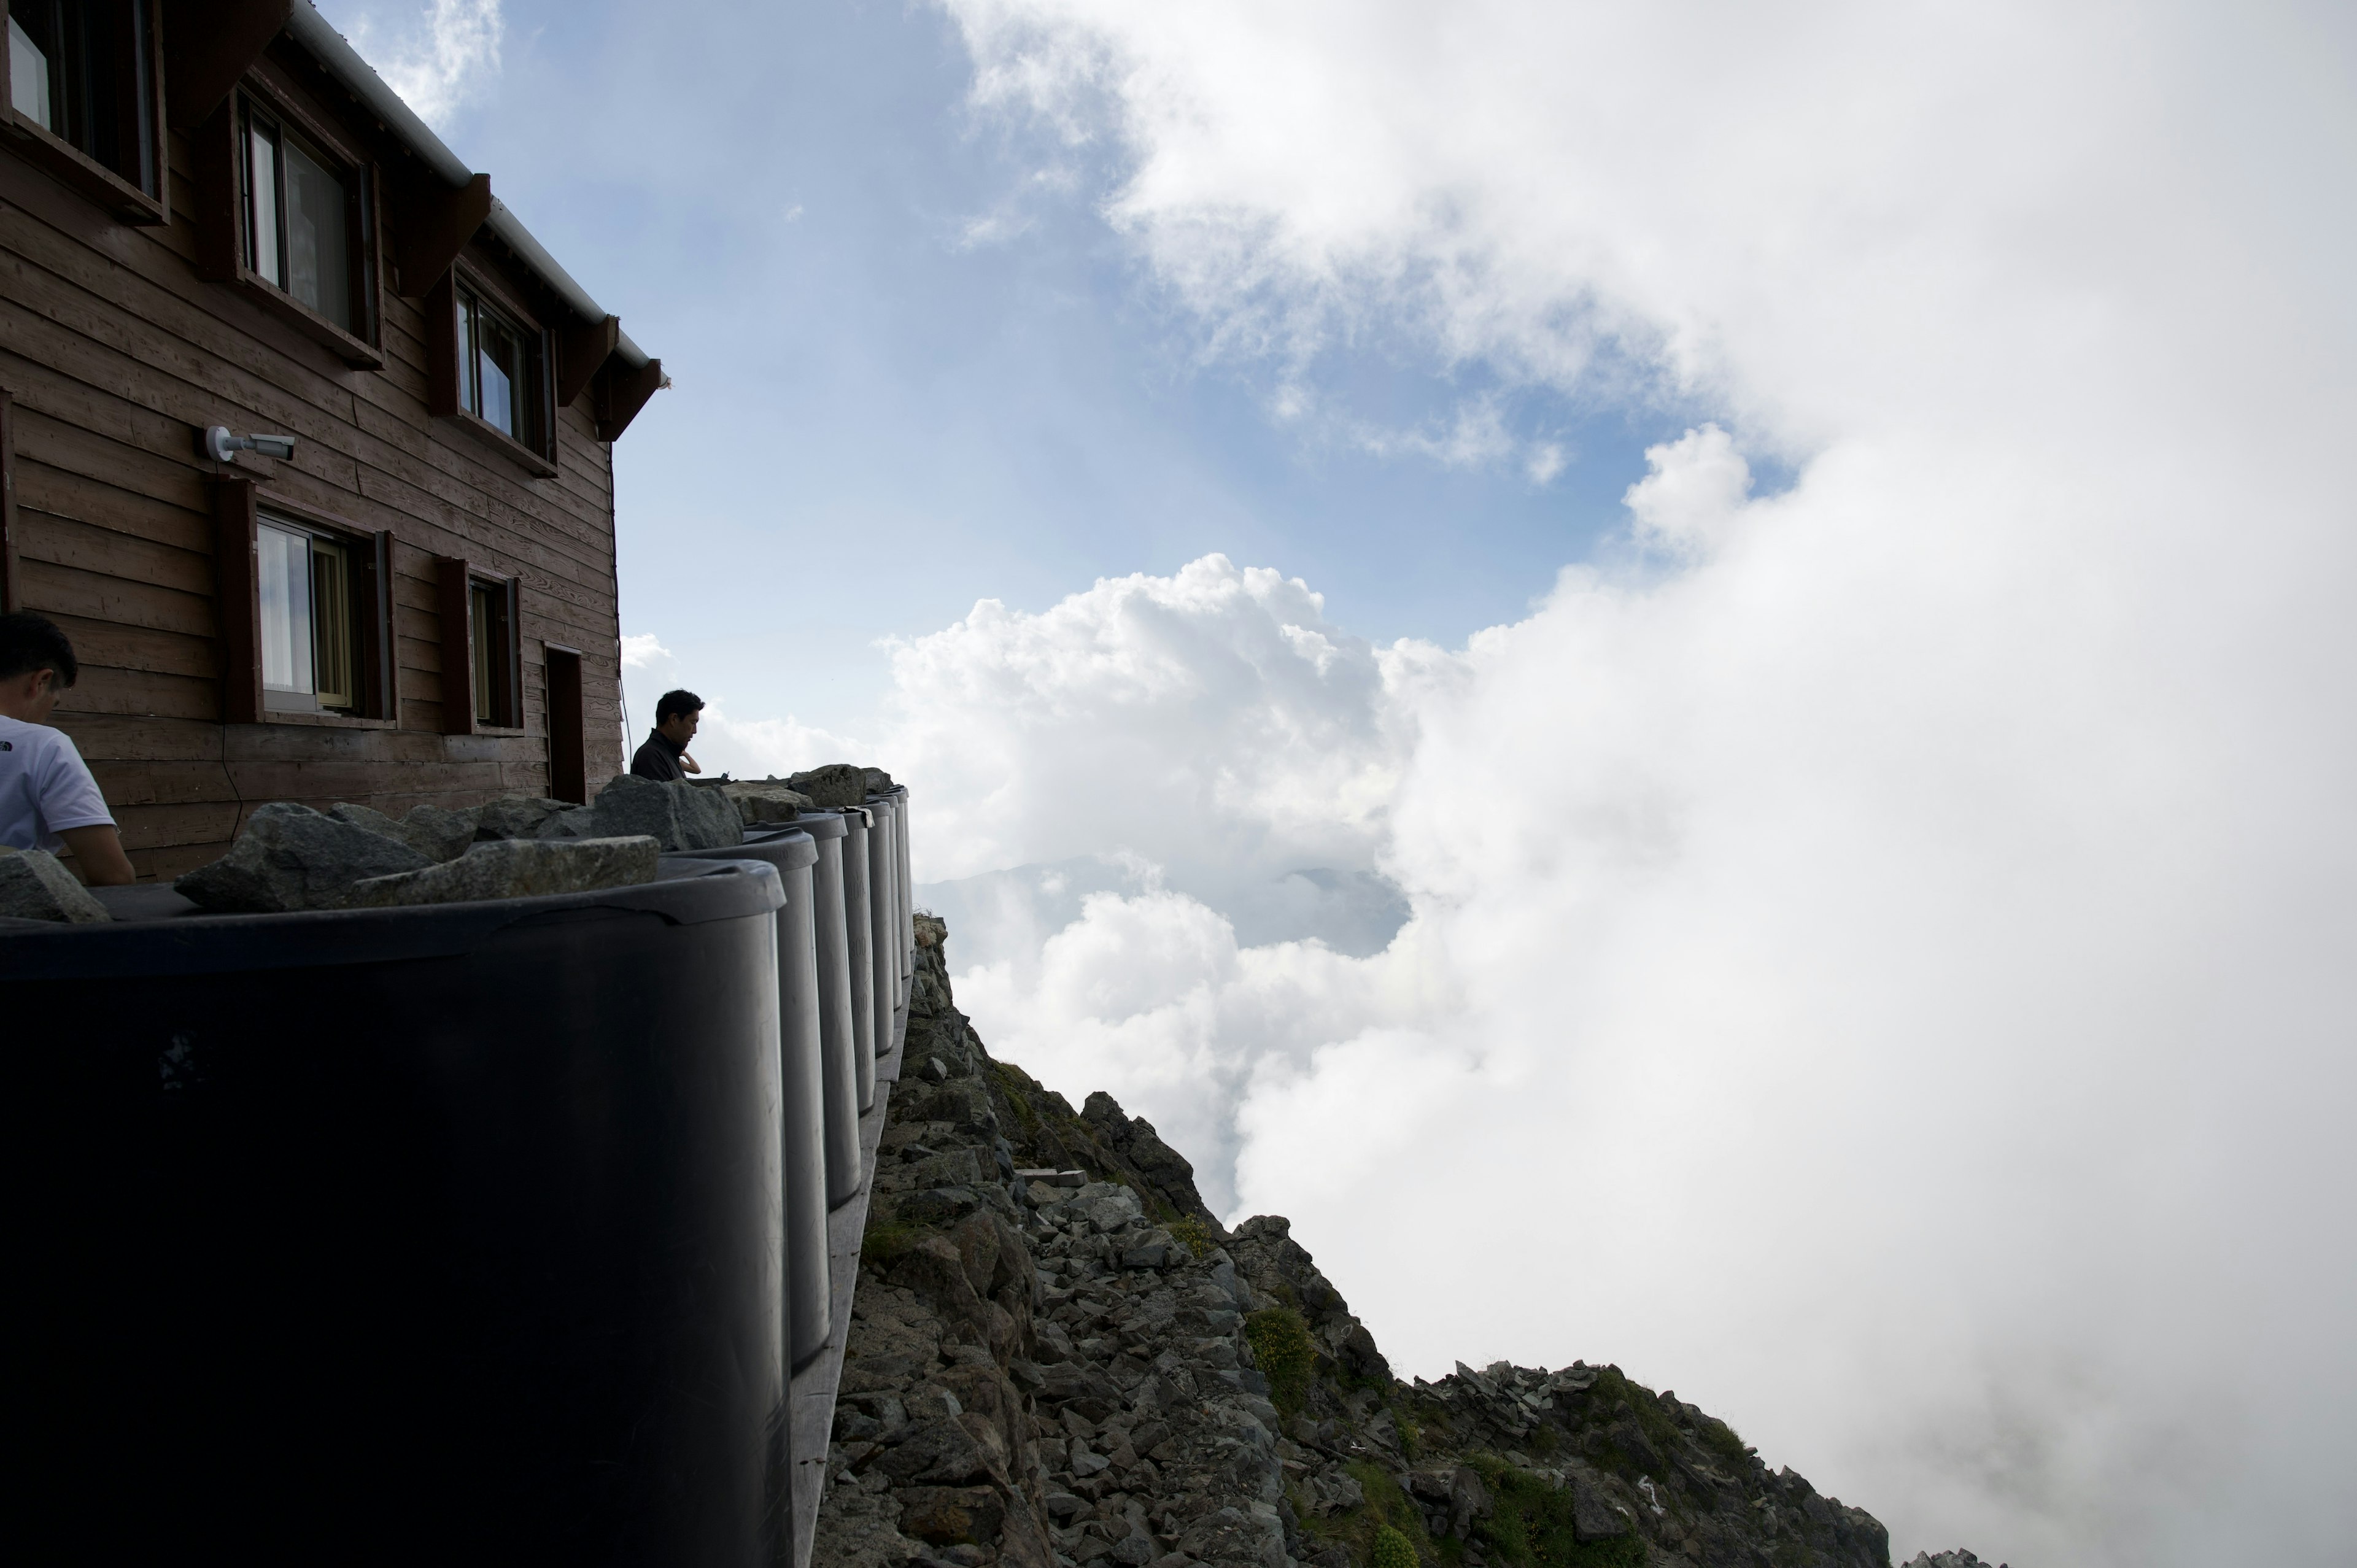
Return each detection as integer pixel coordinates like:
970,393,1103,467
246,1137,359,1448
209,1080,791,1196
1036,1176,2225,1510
1245,1306,1318,1418
1467,1456,1647,1568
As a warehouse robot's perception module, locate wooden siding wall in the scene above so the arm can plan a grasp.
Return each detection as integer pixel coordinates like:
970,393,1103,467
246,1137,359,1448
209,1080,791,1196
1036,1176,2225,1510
0,83,627,881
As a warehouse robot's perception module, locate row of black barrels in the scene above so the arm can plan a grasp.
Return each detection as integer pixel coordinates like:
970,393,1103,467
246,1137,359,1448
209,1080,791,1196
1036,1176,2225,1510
1,787,916,1566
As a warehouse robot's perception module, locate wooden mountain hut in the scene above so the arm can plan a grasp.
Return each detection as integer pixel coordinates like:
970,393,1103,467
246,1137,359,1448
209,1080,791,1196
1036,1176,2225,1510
0,0,664,881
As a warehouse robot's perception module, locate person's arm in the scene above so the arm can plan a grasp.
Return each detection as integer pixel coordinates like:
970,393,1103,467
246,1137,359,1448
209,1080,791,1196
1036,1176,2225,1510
58,824,134,886
681,752,702,775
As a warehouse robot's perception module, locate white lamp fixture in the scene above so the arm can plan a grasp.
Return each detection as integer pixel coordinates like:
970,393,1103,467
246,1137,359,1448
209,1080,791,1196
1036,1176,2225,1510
201,425,298,463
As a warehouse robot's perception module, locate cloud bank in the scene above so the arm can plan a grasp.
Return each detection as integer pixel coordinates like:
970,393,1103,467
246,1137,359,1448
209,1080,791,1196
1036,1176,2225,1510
857,2,2352,1564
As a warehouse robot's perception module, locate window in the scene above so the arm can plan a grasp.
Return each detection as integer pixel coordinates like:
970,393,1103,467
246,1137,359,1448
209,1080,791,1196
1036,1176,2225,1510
6,0,157,201
467,575,518,728
455,284,546,454
240,99,355,334
256,517,362,714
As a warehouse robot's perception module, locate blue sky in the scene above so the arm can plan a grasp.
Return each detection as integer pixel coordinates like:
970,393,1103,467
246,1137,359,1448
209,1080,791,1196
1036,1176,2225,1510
325,0,1681,736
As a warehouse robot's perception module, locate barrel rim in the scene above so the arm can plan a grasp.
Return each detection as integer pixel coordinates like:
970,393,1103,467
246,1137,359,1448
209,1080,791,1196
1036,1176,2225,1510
0,859,783,981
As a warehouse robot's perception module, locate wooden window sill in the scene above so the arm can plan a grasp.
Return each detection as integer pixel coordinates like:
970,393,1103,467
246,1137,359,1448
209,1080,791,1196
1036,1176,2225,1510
439,408,560,478
465,722,529,737
231,266,385,369
260,709,400,730
4,112,165,225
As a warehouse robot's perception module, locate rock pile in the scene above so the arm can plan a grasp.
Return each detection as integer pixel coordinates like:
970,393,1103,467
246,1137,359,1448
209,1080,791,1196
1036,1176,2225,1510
814,919,1953,1568
171,774,742,913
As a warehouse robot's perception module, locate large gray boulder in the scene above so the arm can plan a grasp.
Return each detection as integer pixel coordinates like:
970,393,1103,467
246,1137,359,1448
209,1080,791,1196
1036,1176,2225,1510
329,801,477,863
544,774,741,851
472,797,578,841
0,846,110,923
341,836,659,910
176,802,432,913
784,763,871,808
721,779,815,826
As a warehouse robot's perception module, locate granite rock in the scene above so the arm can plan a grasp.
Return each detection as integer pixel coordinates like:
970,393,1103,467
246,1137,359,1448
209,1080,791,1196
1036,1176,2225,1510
0,846,110,922
473,797,577,841
176,803,432,913
339,836,659,909
329,801,478,862
723,780,818,825
786,762,872,808
543,774,742,851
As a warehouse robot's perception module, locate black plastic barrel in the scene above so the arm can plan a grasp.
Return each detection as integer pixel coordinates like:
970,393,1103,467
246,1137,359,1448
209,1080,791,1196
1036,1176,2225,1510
2,860,786,1567
669,832,832,1371
840,806,877,1111
865,798,900,1041
783,810,864,1210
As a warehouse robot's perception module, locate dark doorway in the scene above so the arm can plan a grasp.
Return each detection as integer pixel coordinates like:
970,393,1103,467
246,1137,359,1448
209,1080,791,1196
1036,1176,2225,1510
546,644,586,803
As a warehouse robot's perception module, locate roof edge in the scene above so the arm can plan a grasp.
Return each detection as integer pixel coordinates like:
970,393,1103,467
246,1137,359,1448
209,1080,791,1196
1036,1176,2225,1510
283,3,650,371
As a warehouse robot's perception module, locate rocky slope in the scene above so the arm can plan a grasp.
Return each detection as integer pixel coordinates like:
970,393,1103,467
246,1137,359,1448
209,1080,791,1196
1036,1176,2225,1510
814,919,1989,1568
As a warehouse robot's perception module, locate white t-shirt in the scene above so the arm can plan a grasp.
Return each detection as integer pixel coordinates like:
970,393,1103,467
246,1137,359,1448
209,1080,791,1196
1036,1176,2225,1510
0,716,115,853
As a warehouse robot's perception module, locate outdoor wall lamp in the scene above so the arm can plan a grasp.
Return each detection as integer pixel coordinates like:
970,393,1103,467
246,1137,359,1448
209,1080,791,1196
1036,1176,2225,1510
201,425,297,463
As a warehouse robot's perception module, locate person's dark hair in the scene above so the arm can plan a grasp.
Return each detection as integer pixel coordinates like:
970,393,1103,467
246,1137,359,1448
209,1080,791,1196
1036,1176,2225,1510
656,688,704,725
0,611,79,687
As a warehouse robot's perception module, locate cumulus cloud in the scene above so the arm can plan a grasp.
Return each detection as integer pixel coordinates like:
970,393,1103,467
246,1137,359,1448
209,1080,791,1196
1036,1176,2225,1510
341,0,504,126
885,2,2357,1565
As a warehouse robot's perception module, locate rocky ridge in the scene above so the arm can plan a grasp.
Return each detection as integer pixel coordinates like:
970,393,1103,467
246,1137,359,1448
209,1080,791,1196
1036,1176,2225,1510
813,919,1994,1568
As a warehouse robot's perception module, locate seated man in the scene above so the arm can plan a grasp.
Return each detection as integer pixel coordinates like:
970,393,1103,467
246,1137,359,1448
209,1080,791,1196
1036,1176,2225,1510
0,612,134,884
631,688,705,783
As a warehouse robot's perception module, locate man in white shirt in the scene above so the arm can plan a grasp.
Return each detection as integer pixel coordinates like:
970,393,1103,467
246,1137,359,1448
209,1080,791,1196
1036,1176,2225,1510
1,612,133,885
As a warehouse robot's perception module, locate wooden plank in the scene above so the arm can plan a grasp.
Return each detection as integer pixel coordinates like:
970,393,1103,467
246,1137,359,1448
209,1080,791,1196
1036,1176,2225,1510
31,610,217,679
13,460,215,556
86,757,238,807
14,555,215,637
14,511,213,600
50,666,218,719
10,409,214,514
113,799,243,852
228,757,507,800
51,712,226,760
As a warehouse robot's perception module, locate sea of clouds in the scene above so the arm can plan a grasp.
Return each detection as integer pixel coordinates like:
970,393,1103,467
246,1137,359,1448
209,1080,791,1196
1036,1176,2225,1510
629,1,2357,1562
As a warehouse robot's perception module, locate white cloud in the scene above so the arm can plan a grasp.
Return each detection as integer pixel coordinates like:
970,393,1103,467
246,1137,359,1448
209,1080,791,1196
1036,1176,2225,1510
342,0,504,127
618,632,671,668
1624,424,1752,558
892,3,2357,1564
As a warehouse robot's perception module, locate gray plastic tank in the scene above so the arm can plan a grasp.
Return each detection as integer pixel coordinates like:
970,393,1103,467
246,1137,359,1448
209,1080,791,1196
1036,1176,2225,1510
779,811,863,1209
838,806,877,1112
893,786,913,986
667,832,832,1370
867,789,907,1005
865,799,900,1043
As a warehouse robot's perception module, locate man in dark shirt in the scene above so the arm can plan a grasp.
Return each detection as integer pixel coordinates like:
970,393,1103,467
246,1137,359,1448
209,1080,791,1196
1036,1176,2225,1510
631,689,705,782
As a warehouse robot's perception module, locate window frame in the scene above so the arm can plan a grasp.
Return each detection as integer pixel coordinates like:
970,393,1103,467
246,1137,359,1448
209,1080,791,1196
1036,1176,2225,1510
212,479,397,728
436,554,522,735
195,72,384,369
0,0,166,225
427,264,560,477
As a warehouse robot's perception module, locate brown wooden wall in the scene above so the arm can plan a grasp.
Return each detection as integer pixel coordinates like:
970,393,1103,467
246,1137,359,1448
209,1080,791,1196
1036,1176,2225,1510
0,76,629,881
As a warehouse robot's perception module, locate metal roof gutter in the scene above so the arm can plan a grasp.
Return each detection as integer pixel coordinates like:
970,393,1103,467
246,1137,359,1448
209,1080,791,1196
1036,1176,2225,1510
282,2,651,371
